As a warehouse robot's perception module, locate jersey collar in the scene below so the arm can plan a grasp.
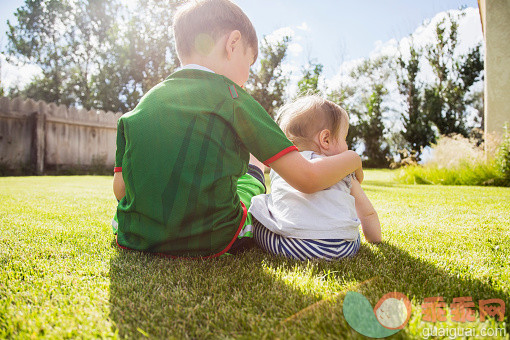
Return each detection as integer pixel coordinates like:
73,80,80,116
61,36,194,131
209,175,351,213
180,64,215,73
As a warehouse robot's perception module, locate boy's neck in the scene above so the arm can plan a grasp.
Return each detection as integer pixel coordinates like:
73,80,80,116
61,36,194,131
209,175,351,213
181,64,215,73
181,55,225,76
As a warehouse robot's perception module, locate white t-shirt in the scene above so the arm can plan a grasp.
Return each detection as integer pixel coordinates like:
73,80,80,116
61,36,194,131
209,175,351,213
249,150,360,241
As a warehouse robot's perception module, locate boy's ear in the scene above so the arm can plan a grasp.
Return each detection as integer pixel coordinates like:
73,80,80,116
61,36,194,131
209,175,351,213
225,30,242,60
318,129,331,150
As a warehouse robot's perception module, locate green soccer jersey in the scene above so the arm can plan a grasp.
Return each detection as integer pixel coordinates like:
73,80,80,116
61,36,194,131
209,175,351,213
114,69,297,257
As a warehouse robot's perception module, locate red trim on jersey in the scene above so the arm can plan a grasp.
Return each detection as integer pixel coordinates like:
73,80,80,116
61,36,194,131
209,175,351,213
203,201,247,259
115,201,248,259
114,167,122,172
115,238,130,250
228,85,238,99
263,145,298,166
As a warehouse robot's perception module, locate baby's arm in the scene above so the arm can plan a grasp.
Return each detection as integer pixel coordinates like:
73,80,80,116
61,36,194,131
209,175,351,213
113,172,125,201
270,150,362,194
350,178,381,243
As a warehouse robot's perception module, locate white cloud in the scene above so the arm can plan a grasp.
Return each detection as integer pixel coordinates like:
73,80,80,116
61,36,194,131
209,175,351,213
329,7,482,82
296,22,310,32
325,57,364,90
265,26,305,58
324,7,483,134
0,54,42,90
288,43,304,56
370,39,399,59
407,7,482,55
327,8,483,90
265,26,295,45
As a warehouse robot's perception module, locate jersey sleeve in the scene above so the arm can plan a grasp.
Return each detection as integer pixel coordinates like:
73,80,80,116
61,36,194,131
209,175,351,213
114,117,126,172
231,91,297,166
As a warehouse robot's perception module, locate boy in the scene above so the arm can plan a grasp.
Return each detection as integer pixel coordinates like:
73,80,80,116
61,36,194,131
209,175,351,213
113,0,363,258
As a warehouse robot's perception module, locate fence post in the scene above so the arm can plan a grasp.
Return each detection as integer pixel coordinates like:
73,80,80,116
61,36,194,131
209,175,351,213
31,111,46,174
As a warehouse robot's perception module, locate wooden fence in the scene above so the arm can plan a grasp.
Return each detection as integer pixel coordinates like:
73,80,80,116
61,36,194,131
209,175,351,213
0,97,122,175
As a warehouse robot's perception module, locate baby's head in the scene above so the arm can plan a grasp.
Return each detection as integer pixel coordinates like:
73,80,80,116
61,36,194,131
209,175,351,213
276,95,349,156
173,0,258,86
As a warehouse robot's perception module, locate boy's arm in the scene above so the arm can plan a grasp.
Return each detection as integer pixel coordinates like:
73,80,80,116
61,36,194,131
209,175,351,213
232,92,360,190
269,150,362,194
113,117,126,201
113,172,125,201
355,167,364,184
350,178,381,243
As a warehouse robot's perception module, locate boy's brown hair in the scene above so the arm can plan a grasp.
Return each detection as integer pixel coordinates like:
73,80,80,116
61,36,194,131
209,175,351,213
276,95,349,150
173,0,258,62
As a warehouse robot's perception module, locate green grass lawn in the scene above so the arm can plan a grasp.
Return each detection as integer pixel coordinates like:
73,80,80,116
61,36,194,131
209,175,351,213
1,171,509,339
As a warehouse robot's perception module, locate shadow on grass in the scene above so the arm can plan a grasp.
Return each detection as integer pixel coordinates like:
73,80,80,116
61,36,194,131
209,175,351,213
108,242,334,339
109,241,508,339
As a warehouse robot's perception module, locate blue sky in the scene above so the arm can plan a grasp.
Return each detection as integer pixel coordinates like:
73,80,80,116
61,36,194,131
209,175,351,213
0,0,481,87
236,0,479,76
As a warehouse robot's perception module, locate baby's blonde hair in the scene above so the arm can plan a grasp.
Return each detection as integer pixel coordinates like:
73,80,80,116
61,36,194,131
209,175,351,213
276,95,349,150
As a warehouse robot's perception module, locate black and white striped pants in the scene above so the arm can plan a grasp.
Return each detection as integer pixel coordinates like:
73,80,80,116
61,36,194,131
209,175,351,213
253,220,360,261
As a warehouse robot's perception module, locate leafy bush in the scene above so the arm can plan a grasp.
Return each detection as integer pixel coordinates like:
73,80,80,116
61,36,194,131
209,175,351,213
496,125,510,185
396,133,509,186
396,161,503,186
425,134,485,168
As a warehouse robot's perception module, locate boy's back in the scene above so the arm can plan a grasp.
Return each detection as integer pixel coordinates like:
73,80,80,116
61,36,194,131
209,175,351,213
115,68,295,256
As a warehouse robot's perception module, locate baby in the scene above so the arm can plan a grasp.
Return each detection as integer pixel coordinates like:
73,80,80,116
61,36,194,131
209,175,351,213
249,95,382,260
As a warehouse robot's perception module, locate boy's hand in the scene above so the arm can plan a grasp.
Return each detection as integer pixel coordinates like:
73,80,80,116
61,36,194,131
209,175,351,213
341,148,363,183
355,167,364,184
113,172,125,201
270,150,362,194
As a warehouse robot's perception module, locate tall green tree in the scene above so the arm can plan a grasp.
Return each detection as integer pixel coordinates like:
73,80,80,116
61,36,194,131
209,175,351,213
396,42,435,159
357,84,390,167
327,85,358,150
123,0,180,98
6,0,122,108
70,0,121,109
297,59,323,96
5,0,180,112
468,89,484,131
424,13,484,136
348,56,392,167
6,0,75,105
92,0,181,112
245,36,290,118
